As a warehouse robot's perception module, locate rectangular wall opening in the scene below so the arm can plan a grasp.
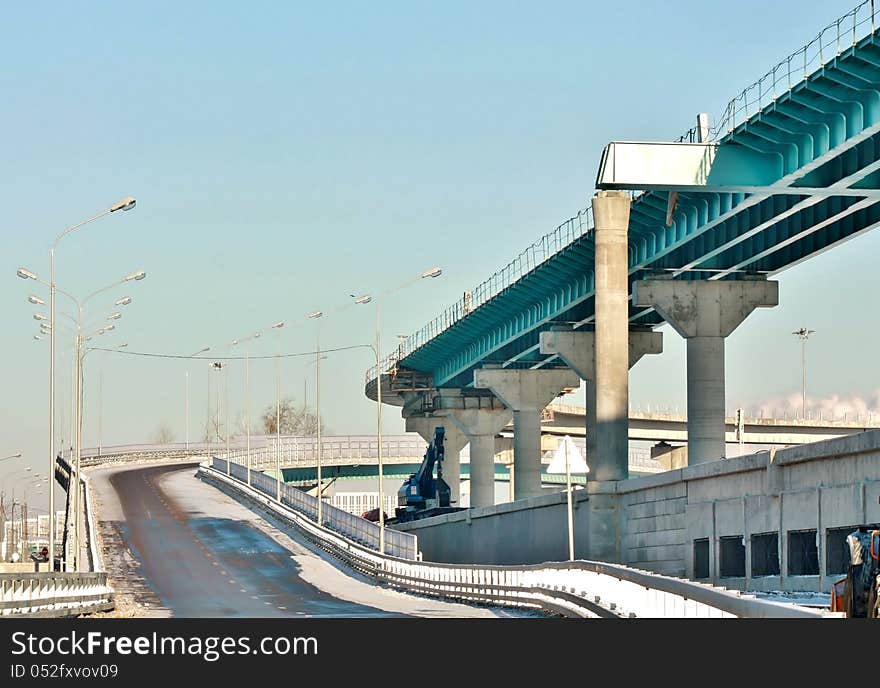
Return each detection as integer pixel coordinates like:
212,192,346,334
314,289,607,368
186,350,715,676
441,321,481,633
693,539,709,579
719,535,745,578
826,526,858,575
787,529,819,576
751,532,780,577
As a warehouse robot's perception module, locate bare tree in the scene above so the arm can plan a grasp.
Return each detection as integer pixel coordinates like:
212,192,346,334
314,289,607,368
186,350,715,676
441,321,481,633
260,398,324,436
153,424,175,444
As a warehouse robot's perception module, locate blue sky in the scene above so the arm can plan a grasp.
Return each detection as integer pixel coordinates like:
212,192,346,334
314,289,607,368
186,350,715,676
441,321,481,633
3,0,878,511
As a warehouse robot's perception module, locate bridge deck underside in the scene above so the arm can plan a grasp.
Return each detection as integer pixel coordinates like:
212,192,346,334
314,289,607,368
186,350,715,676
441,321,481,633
390,32,880,391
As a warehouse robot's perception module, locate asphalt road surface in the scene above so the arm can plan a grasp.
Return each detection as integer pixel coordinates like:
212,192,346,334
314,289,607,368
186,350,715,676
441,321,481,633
90,461,522,618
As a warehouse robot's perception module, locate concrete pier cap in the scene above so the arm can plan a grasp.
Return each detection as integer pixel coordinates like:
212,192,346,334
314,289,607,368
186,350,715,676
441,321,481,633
632,278,779,464
474,367,579,501
539,327,662,477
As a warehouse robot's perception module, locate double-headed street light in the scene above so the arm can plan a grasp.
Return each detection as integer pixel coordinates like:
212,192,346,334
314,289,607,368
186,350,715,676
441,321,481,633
355,266,442,553
231,333,261,486
17,196,136,571
792,328,816,418
272,322,285,501
185,347,210,451
306,310,324,525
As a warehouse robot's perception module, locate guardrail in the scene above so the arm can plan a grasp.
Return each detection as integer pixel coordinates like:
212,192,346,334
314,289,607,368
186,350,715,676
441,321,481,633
714,0,877,137
1,458,115,617
212,457,418,560
365,206,594,385
201,462,836,618
0,572,114,617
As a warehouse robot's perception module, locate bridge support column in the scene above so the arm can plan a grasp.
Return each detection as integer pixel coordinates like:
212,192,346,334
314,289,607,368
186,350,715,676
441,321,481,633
633,278,778,463
404,415,467,506
474,368,579,500
540,327,661,480
592,191,632,483
446,407,512,508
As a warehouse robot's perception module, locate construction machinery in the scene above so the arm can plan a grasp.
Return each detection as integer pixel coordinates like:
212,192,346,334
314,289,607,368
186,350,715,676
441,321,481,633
830,526,880,618
389,426,464,523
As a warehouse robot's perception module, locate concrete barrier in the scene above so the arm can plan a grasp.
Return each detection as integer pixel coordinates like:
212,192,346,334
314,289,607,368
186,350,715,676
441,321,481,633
200,462,834,618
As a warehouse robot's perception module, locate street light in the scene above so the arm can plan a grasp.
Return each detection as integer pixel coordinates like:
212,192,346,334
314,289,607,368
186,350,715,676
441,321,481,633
28,295,46,305
115,296,132,306
356,266,443,553
272,322,285,501
185,347,210,451
231,334,260,486
306,310,324,525
125,270,146,281
792,328,816,418
0,453,22,462
38,196,137,571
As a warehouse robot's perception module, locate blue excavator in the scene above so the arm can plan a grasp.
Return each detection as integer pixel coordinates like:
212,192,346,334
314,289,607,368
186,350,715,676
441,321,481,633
390,426,464,523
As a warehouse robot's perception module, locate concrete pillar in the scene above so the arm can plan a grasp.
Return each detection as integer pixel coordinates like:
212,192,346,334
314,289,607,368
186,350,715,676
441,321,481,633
633,278,778,463
446,406,512,508
592,191,632,481
474,367,579,500
540,327,661,480
404,415,467,505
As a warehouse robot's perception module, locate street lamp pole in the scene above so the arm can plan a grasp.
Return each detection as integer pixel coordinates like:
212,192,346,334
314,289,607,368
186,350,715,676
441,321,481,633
186,347,210,452
272,322,285,502
19,196,135,570
231,334,260,486
355,266,442,554
306,311,324,526
792,328,815,418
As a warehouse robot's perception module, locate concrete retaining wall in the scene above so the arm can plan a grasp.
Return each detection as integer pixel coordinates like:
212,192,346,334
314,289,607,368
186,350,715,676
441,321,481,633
394,429,880,592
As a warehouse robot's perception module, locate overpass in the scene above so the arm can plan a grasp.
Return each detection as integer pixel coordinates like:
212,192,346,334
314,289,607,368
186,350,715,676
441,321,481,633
363,1,880,511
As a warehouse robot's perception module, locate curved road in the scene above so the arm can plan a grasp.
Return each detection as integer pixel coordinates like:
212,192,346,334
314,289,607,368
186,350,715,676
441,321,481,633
90,461,519,618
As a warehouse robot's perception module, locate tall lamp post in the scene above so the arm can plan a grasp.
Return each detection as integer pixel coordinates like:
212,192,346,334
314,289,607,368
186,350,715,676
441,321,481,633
272,322,285,501
792,328,816,418
16,196,136,569
19,263,143,571
231,333,261,485
186,347,210,451
306,311,325,525
356,266,442,553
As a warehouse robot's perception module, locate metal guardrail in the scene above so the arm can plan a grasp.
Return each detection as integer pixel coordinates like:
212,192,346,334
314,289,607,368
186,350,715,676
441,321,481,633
365,207,594,384
0,572,114,617
227,435,428,469
203,463,835,618
0,458,115,617
365,2,880,387
212,457,418,560
713,0,877,137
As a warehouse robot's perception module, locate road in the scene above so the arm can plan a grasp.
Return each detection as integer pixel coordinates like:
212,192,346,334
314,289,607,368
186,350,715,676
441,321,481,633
89,461,522,618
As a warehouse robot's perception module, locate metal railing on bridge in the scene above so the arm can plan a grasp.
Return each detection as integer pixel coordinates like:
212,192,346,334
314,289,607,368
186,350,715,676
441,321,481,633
366,206,595,384
228,434,428,469
211,457,418,560
714,0,879,137
202,462,835,619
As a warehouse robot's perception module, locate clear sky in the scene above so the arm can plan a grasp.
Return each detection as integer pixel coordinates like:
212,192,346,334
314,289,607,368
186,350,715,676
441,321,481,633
3,0,879,513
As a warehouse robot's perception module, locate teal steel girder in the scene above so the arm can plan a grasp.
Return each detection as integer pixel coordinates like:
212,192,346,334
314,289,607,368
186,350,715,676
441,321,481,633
396,30,880,390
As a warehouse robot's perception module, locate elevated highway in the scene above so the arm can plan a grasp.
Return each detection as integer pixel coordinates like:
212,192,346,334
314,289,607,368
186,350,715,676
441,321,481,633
360,2,880,506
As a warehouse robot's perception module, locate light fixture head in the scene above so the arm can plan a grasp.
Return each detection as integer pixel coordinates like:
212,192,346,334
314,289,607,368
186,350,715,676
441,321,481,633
421,266,442,279
273,321,285,329
307,310,323,319
110,196,137,212
354,295,372,305
125,270,146,281
107,312,122,320
33,313,47,321
28,295,46,305
33,335,42,340
116,296,132,306
17,267,37,280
